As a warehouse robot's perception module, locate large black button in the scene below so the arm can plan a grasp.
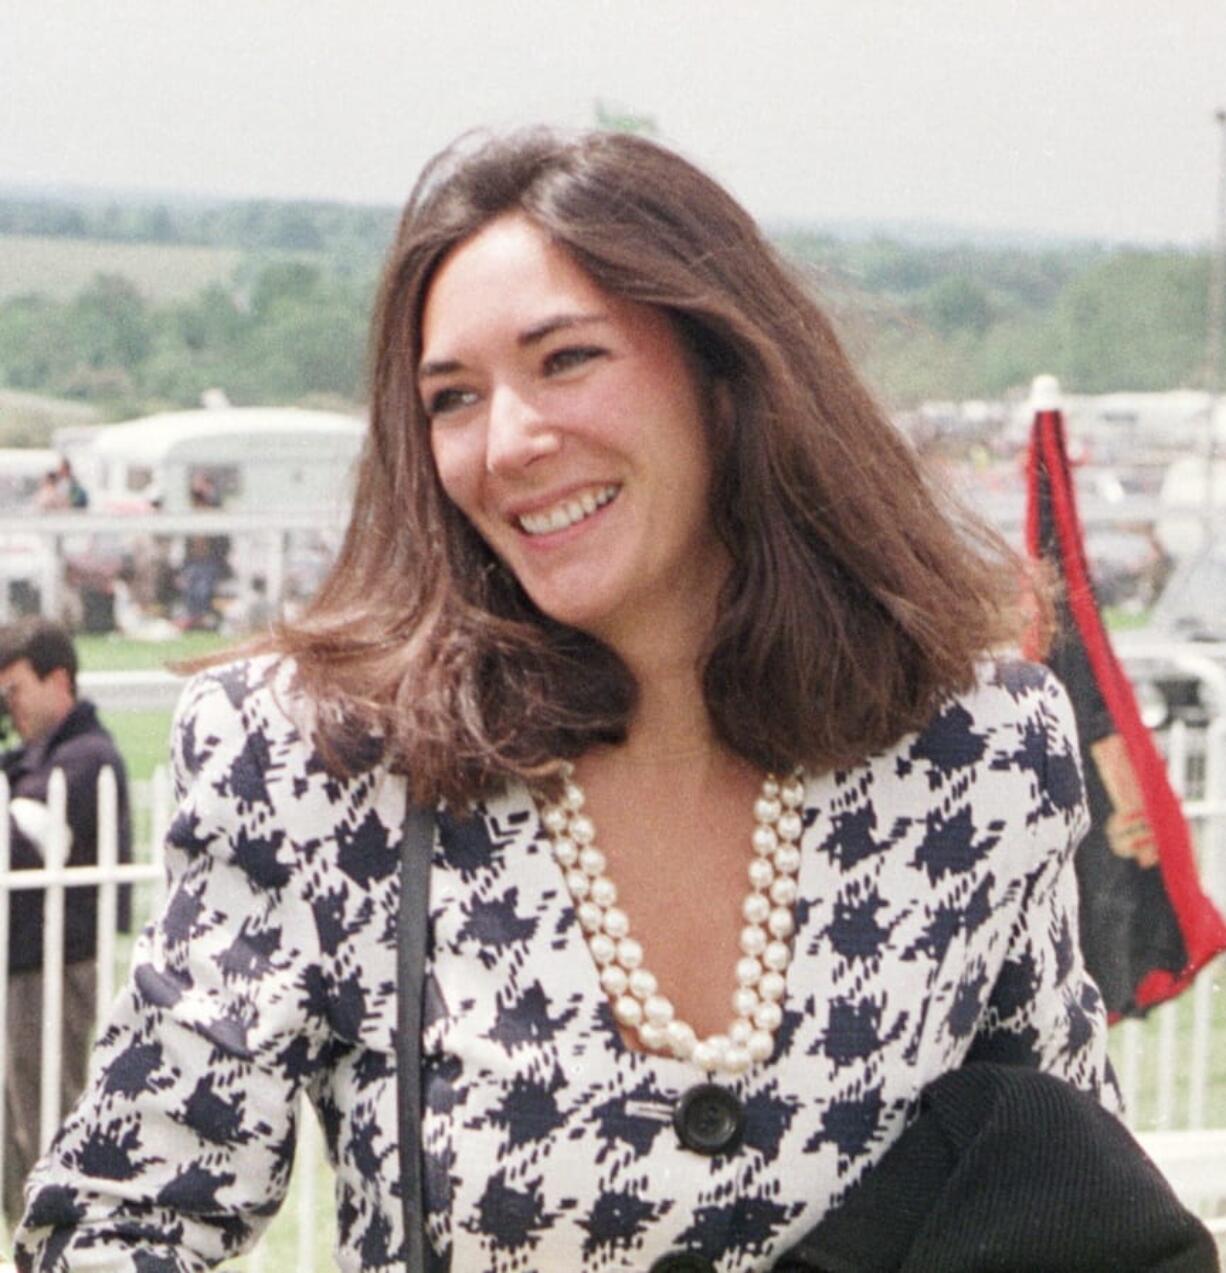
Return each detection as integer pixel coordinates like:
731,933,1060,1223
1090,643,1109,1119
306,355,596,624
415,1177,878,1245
673,1082,744,1155
649,1254,717,1273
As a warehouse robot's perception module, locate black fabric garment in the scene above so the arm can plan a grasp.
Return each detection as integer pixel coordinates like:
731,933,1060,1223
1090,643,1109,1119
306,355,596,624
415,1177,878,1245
3,699,133,973
774,1063,1218,1273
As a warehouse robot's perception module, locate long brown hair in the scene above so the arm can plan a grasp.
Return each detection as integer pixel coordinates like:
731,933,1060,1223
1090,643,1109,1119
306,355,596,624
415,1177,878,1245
264,128,1034,804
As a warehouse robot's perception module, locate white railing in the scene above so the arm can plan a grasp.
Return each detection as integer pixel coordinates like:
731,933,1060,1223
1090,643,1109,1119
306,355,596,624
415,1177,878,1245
0,655,1223,1258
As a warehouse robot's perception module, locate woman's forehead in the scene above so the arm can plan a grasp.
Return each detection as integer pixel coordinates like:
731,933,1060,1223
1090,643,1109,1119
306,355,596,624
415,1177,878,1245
418,214,656,367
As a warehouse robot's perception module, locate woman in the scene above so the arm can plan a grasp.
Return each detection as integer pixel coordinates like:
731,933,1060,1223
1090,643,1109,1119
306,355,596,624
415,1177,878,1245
16,129,1114,1271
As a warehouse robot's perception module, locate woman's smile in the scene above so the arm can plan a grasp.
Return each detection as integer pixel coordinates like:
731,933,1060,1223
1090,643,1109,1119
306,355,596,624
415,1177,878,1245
513,482,620,537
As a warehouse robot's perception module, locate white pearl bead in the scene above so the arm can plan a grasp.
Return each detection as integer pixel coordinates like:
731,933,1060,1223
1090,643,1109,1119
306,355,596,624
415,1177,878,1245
739,924,767,957
732,986,759,1018
639,1021,668,1050
552,837,579,866
666,1019,697,1058
602,907,630,939
600,964,628,996
577,900,604,933
538,767,801,1074
628,968,658,1000
751,825,778,856
643,994,674,1025
589,876,618,908
742,893,770,925
723,1045,751,1074
579,846,606,877
748,858,774,890
747,1029,775,1061
614,994,643,1026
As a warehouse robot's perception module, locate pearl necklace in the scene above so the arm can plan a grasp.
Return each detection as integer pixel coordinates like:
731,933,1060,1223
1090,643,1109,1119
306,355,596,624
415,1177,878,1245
538,767,804,1075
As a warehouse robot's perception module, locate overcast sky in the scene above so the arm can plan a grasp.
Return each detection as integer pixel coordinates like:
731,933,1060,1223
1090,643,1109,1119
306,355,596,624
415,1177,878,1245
3,0,1225,245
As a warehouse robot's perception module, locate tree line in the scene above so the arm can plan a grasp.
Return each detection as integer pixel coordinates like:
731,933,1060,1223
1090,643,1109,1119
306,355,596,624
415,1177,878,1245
0,194,397,268
0,195,1215,436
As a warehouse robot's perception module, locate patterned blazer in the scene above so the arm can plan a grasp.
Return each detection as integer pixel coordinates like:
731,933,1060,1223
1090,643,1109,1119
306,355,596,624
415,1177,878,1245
15,656,1116,1272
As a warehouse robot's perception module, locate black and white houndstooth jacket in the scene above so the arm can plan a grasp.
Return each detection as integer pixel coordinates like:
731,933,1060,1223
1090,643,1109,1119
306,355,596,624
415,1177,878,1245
15,656,1116,1272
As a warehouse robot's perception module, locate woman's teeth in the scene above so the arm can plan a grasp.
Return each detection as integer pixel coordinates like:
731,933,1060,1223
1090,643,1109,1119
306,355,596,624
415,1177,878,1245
518,485,619,536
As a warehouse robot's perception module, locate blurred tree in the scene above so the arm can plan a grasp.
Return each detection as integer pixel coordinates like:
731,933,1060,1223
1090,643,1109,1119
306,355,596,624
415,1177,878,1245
67,274,153,371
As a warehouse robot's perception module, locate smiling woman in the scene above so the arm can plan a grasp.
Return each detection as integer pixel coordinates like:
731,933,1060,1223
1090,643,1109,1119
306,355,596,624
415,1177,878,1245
12,129,1173,1273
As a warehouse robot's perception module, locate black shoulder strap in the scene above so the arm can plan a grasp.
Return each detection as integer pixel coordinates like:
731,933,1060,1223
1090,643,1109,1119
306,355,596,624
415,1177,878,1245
397,802,434,1271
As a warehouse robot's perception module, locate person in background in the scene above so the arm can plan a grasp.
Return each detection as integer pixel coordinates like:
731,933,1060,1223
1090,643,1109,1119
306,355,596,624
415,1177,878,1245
33,472,67,514
0,618,131,1226
56,460,88,511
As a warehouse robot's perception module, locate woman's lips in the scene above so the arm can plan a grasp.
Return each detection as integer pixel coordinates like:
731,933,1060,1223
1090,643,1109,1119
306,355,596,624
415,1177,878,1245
515,484,620,536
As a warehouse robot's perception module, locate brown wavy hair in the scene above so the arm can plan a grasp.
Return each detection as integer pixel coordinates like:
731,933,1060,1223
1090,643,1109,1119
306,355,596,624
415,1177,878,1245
262,128,1036,805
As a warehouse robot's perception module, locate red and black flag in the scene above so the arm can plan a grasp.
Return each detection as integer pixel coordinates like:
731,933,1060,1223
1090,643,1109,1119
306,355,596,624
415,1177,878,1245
1025,406,1226,1017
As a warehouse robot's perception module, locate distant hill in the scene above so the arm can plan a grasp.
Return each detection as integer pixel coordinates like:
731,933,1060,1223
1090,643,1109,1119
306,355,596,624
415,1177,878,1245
0,234,247,302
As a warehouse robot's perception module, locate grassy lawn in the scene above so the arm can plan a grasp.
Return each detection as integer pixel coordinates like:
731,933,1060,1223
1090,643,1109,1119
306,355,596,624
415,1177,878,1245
0,234,245,302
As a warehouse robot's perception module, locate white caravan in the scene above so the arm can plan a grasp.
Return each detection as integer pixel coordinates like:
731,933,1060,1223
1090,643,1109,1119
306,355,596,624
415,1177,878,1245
84,406,365,516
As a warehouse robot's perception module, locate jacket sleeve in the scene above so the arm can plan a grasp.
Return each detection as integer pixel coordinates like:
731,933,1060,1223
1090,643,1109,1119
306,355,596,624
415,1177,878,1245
14,669,334,1272
966,669,1120,1109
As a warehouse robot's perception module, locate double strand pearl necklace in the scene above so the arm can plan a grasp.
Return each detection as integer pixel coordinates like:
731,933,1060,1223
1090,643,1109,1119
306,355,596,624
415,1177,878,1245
538,767,804,1075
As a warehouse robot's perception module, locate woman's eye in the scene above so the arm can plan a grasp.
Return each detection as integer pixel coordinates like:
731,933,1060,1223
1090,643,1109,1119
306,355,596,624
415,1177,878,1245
425,387,477,418
544,346,604,375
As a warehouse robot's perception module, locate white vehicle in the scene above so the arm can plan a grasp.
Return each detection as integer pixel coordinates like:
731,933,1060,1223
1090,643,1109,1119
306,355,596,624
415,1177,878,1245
84,406,365,516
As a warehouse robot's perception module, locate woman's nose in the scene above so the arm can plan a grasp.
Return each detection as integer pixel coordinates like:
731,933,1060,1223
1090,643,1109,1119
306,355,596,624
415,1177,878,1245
485,385,560,475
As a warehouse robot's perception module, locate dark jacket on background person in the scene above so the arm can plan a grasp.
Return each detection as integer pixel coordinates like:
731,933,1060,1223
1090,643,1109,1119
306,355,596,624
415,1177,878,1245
775,1062,1219,1273
3,699,132,973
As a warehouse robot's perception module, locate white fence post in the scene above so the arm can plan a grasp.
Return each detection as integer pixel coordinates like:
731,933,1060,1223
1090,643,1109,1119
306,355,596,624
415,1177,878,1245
38,770,68,1153
95,767,119,1017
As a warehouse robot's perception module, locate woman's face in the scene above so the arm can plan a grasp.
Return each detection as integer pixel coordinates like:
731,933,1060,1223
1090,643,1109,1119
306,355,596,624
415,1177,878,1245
419,213,729,652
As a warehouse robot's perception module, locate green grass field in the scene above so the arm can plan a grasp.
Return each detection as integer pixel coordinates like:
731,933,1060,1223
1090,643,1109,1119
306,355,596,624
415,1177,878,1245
0,234,244,302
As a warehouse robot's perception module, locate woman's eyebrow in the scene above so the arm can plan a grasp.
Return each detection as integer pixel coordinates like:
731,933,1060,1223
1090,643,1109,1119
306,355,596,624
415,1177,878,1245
418,311,609,381
518,311,608,346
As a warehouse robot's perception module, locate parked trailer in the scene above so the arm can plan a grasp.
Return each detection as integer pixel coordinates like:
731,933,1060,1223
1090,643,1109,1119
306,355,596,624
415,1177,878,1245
82,406,364,516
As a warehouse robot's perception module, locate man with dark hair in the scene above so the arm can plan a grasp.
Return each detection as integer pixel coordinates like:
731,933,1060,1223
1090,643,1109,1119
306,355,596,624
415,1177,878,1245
0,618,131,1224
